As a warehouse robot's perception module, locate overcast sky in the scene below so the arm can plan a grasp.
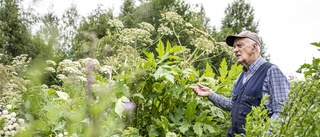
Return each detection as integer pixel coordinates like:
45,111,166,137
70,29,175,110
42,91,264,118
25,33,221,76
23,0,320,77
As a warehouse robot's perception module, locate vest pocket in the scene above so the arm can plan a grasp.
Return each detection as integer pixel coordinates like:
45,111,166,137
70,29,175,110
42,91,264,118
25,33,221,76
238,104,251,119
243,95,260,106
237,95,260,119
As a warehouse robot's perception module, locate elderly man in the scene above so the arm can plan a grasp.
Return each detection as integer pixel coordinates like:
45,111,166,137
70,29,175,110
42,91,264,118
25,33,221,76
189,31,290,137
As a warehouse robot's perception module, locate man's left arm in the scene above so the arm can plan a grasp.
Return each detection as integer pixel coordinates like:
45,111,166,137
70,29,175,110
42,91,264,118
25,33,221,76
267,65,290,120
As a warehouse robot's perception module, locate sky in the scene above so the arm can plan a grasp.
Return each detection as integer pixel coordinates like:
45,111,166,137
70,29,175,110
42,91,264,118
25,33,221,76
23,0,320,78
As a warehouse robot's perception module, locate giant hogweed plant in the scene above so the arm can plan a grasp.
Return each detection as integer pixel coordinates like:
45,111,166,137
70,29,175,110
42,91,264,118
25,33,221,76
0,55,29,136
14,57,127,137
113,40,242,136
6,11,237,136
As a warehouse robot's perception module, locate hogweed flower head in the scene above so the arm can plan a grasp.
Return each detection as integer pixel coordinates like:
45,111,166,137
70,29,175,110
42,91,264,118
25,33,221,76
160,12,184,26
107,19,124,30
158,24,173,36
118,28,153,47
139,22,155,32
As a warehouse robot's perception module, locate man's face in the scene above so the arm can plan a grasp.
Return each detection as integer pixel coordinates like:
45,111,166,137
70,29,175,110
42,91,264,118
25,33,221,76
233,38,255,65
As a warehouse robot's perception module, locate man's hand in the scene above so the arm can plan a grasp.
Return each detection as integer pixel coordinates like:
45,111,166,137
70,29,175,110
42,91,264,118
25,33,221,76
189,84,212,97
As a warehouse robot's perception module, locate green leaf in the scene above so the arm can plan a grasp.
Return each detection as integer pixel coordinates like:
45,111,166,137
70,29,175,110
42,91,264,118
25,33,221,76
171,45,185,52
132,93,145,101
166,40,172,53
115,96,130,118
157,52,169,65
155,116,169,132
148,125,159,137
48,88,56,95
164,73,175,84
204,62,215,77
228,63,242,79
156,40,165,59
203,123,215,133
169,108,184,122
193,122,203,136
218,58,228,82
152,82,166,93
144,51,156,68
185,99,197,122
56,91,69,100
153,67,175,84
179,122,191,134
196,110,208,122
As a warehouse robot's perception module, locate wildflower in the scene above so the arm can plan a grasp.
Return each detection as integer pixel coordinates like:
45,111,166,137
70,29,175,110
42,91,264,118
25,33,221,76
46,60,57,66
160,12,183,26
45,67,56,73
157,24,173,36
107,19,124,30
124,102,136,111
139,22,155,32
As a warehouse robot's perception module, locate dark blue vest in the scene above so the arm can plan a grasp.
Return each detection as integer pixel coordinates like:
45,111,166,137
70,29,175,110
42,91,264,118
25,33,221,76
227,62,272,137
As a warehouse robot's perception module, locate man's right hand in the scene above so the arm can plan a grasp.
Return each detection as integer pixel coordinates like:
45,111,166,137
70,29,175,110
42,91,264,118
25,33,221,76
189,84,213,97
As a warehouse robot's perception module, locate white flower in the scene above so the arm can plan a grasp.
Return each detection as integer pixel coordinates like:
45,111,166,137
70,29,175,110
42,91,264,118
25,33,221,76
8,125,14,130
139,22,155,32
10,117,16,122
58,133,64,137
3,110,8,115
107,19,124,30
18,118,25,124
13,123,19,128
5,130,11,136
10,112,16,117
185,22,193,28
157,24,173,36
160,12,183,25
57,74,67,81
6,105,12,110
46,60,57,66
45,67,56,73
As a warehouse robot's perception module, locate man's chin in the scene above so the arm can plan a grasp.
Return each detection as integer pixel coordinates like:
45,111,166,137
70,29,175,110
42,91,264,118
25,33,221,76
236,59,243,64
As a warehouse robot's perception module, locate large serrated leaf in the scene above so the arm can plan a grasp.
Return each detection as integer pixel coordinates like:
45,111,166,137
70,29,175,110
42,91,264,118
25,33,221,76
185,99,197,122
218,58,228,82
204,62,214,77
179,122,191,134
203,123,215,133
156,40,165,59
144,50,156,68
193,122,203,136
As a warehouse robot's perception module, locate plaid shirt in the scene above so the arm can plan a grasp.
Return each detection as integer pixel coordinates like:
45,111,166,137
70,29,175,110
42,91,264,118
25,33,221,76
208,57,290,120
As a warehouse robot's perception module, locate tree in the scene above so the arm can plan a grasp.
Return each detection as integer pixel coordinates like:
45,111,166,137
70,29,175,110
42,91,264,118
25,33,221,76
212,0,270,61
0,0,43,64
118,0,137,28
71,5,114,60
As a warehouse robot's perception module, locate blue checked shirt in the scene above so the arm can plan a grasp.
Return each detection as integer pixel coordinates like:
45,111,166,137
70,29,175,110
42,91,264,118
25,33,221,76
208,57,290,120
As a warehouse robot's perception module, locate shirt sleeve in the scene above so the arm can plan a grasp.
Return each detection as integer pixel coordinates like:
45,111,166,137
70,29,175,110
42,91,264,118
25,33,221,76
208,92,232,111
267,65,290,120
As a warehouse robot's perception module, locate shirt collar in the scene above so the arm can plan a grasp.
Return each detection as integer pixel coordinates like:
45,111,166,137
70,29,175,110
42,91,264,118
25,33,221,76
242,56,266,73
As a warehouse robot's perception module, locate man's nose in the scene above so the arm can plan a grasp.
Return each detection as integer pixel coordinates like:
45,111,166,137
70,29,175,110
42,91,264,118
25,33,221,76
233,47,239,53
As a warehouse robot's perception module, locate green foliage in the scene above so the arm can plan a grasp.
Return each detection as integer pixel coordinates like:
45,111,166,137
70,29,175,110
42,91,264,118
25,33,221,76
297,42,320,79
237,95,272,137
71,5,114,59
212,0,270,61
0,0,44,64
